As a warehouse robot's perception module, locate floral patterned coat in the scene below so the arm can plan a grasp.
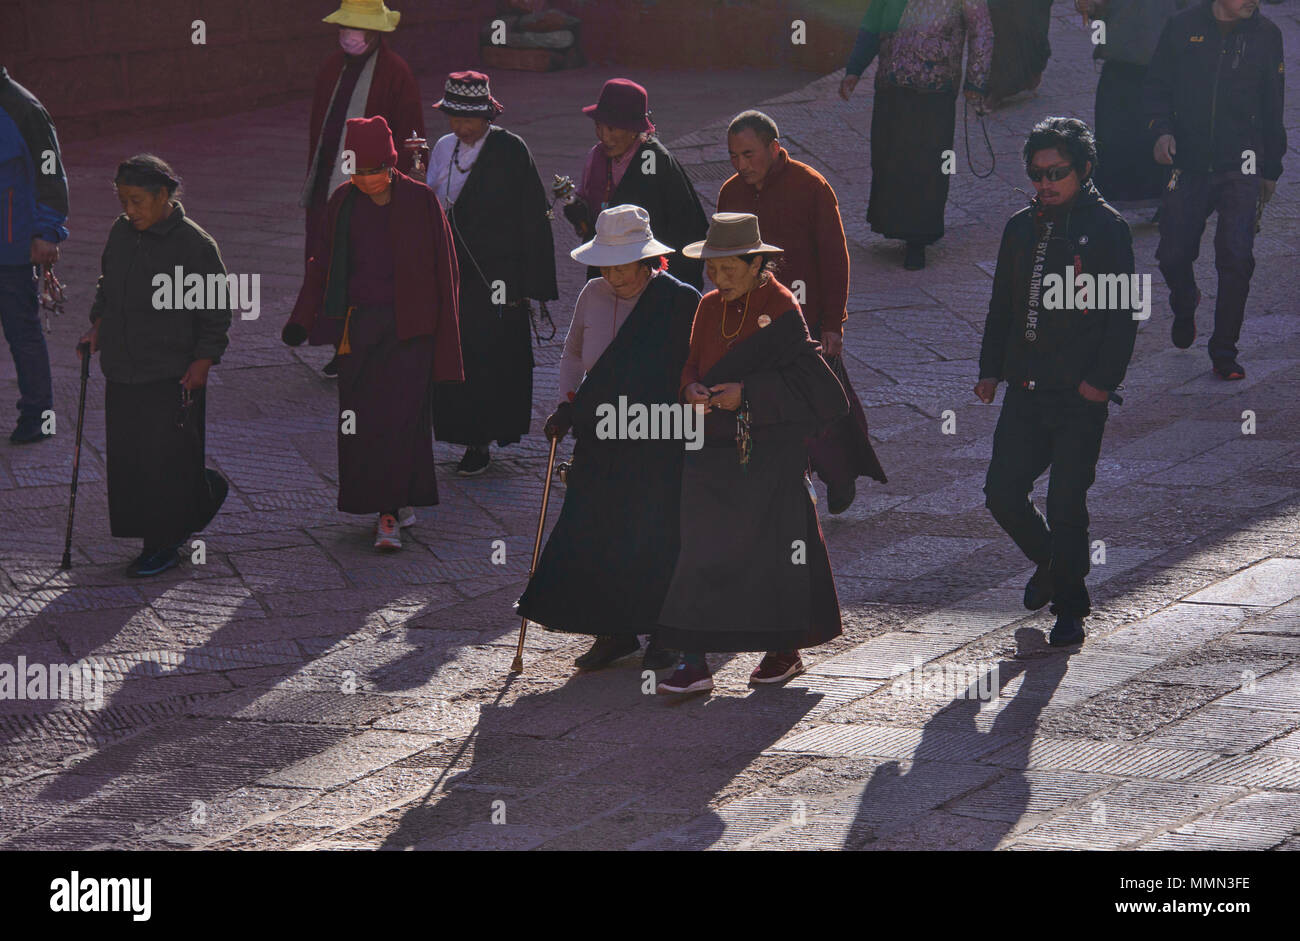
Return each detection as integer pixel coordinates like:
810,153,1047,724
876,0,994,95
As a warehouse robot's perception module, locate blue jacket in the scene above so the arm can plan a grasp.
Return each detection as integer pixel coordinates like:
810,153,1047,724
0,67,69,265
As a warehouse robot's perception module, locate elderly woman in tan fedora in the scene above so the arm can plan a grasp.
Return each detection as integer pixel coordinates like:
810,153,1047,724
516,205,701,673
656,212,849,694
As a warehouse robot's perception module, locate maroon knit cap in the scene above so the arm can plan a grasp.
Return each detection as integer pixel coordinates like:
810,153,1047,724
345,115,398,169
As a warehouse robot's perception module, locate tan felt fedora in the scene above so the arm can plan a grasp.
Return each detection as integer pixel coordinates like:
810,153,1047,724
682,212,783,259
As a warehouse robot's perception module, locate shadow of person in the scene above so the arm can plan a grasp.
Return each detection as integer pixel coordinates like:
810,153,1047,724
28,582,452,814
377,669,824,850
0,568,154,772
844,626,1072,849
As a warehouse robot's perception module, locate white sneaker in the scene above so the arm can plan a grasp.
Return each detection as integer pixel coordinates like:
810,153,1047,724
397,507,416,528
374,513,402,550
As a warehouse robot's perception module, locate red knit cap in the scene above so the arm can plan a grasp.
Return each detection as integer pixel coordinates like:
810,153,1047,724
345,115,398,169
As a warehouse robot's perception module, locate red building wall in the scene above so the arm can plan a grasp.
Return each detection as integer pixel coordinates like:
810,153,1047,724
0,0,494,140
0,0,866,140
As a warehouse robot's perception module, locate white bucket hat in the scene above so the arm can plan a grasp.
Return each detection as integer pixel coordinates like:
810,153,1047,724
570,205,675,266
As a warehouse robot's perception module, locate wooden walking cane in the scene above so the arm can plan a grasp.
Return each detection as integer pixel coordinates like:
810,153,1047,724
510,434,560,673
61,341,91,570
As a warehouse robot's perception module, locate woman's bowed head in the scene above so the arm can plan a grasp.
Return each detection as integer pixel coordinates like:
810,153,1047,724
681,212,783,414
584,78,655,159
345,115,399,205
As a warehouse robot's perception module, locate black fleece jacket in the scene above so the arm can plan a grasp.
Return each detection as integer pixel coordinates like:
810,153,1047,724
979,180,1138,393
1144,1,1287,180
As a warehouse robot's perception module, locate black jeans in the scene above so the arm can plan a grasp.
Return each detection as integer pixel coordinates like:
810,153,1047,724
1155,169,1260,365
983,386,1110,617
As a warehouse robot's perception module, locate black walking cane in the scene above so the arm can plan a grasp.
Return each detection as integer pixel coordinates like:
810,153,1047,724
61,341,91,570
510,434,560,674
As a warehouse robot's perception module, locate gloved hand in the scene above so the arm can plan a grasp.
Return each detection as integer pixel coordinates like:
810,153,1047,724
563,198,592,240
282,322,308,347
544,401,573,440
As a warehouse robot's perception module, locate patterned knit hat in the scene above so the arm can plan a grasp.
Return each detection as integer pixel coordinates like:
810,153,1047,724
433,71,504,119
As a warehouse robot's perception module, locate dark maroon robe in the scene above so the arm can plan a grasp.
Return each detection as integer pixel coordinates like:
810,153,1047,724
284,175,463,516
285,172,462,382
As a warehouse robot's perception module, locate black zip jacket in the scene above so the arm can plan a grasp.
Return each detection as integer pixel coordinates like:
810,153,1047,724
978,180,1138,393
1144,1,1286,180
90,202,232,384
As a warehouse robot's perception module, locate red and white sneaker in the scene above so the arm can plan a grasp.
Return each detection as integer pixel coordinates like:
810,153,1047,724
657,660,713,694
374,513,402,550
750,651,804,684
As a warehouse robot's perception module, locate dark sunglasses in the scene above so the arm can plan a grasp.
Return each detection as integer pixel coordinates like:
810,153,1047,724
1027,164,1075,183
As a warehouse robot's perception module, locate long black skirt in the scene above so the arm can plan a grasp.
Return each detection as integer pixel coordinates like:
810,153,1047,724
868,85,957,245
1093,59,1170,205
986,0,1054,103
336,305,440,514
431,279,533,448
516,436,683,636
105,378,225,549
656,431,842,653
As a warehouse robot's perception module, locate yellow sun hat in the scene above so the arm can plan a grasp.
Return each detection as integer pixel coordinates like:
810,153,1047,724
323,0,401,32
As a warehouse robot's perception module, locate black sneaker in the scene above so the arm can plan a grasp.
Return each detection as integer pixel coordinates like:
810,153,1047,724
9,415,51,445
457,446,491,477
574,634,639,670
321,354,340,377
903,242,926,271
827,478,855,515
1024,563,1054,611
641,636,679,671
1212,360,1245,381
1170,318,1196,349
126,545,181,578
1048,613,1086,647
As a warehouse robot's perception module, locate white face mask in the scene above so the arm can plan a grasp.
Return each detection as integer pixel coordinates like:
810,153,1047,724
339,29,372,56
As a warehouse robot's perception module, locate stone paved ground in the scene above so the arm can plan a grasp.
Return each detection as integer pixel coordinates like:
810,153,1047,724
2,9,1300,851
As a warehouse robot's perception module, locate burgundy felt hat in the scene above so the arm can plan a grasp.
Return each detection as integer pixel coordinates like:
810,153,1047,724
344,115,398,169
434,70,504,119
582,78,654,134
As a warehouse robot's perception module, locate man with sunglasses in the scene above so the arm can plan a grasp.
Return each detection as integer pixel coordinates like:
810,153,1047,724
1145,0,1286,380
975,117,1138,647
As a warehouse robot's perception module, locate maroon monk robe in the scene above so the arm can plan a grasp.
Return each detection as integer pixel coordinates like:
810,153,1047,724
306,38,425,179
285,171,463,384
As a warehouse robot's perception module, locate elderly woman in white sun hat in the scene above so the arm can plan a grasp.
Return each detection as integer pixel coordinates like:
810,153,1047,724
515,205,701,673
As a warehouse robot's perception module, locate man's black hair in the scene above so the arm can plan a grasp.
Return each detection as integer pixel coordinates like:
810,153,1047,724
728,110,780,144
1023,116,1097,179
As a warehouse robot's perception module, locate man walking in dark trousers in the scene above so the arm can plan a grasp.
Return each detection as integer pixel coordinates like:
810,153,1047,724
976,118,1139,647
1145,0,1286,380
0,66,68,444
